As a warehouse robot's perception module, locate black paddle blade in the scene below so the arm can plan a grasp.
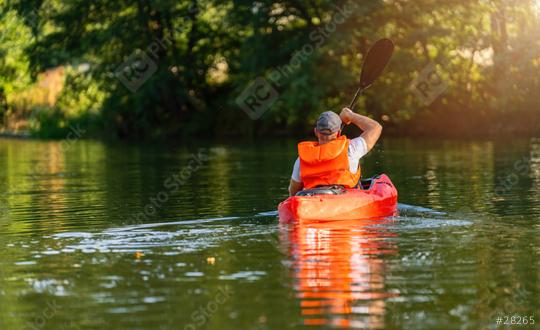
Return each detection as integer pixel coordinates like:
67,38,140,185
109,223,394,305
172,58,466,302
348,38,394,110
360,38,395,89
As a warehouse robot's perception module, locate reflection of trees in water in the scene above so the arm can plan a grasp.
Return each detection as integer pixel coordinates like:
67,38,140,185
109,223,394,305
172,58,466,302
530,139,540,184
0,86,7,126
283,219,398,329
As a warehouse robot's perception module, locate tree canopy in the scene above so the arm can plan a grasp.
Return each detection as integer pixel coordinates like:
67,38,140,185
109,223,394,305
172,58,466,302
1,0,540,138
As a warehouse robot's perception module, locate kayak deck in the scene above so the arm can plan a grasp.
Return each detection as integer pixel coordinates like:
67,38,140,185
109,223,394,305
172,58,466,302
278,174,398,223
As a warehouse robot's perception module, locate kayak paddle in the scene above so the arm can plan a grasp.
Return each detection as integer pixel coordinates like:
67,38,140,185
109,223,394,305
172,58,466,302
349,38,395,111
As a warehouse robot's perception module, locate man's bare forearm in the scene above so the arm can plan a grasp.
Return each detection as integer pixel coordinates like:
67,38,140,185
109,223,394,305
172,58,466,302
340,108,382,150
348,112,382,132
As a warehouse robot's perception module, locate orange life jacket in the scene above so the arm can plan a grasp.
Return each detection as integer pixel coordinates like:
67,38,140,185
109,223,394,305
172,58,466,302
298,135,361,189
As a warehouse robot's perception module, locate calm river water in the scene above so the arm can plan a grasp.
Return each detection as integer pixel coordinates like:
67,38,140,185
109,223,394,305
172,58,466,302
0,137,539,330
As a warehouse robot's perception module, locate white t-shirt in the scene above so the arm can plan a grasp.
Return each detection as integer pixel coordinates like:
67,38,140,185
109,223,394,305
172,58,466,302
291,137,369,182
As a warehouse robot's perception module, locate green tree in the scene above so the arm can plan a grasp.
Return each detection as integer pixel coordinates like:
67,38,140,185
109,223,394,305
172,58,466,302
6,0,540,138
0,3,32,95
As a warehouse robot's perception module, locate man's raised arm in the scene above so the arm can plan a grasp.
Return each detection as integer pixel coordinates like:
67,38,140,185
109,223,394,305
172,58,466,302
340,108,382,151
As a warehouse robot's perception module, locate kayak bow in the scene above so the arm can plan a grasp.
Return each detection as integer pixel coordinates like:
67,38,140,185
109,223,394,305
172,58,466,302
278,174,398,223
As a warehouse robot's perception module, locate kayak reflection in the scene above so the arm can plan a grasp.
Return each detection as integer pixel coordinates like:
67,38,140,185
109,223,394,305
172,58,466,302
283,219,398,329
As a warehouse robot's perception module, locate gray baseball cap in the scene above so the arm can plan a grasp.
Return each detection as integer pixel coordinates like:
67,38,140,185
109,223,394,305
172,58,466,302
316,111,342,135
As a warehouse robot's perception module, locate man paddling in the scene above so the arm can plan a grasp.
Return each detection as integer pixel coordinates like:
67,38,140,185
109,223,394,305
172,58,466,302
288,108,382,196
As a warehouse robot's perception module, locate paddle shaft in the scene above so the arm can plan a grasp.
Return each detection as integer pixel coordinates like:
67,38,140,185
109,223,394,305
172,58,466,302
349,86,365,111
341,87,362,130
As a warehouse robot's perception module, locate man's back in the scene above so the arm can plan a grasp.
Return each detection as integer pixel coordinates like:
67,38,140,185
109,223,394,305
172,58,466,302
288,108,382,196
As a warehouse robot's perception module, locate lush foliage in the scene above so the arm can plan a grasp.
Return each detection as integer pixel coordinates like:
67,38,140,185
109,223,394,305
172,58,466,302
1,0,540,138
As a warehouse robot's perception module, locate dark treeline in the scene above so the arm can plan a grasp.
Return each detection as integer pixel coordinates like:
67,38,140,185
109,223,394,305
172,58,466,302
1,0,540,139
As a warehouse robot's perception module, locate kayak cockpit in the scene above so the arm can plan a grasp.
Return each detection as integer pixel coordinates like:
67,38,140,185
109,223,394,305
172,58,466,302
296,176,379,197
296,185,347,196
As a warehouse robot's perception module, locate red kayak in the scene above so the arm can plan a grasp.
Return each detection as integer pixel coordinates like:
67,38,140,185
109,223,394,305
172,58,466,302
278,174,398,223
